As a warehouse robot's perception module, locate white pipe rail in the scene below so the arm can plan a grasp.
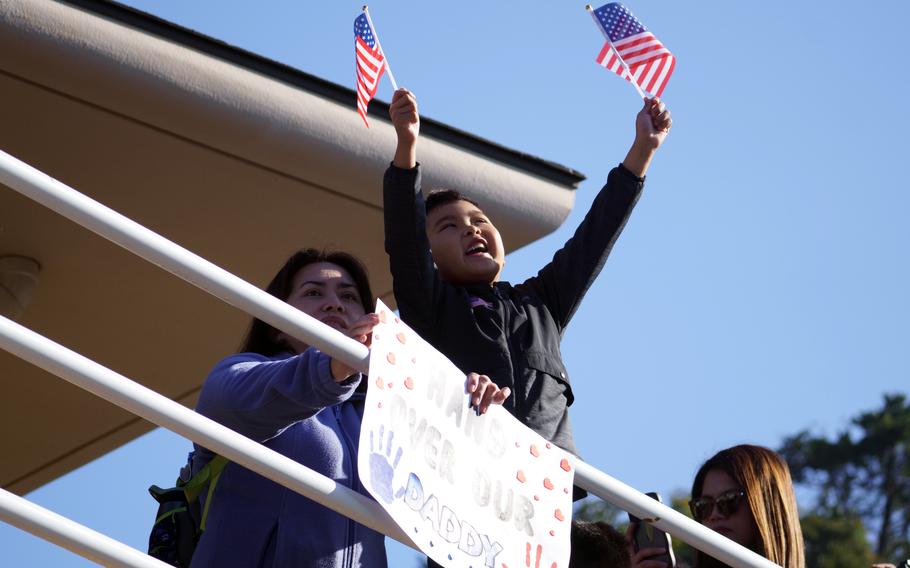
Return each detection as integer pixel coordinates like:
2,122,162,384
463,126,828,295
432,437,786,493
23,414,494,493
0,314,414,553
0,149,370,374
575,463,780,568
0,488,172,568
0,148,779,568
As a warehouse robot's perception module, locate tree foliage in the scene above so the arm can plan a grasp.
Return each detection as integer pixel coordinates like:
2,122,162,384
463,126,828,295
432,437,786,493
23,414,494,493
573,496,625,526
779,393,910,563
668,492,695,567
801,513,873,568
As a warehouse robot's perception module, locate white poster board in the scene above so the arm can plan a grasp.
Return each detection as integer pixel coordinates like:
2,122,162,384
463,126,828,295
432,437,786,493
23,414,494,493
359,300,575,568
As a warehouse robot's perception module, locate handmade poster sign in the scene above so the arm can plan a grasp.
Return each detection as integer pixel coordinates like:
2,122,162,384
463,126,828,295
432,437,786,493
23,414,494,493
359,300,576,568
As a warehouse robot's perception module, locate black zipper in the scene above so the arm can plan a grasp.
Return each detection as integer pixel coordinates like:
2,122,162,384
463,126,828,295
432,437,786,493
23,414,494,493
495,286,523,418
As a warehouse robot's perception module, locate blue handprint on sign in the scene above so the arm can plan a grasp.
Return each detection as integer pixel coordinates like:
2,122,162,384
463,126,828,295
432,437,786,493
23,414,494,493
369,424,404,504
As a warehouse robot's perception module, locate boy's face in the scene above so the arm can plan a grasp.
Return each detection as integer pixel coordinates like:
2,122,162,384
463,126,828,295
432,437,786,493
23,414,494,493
426,199,505,285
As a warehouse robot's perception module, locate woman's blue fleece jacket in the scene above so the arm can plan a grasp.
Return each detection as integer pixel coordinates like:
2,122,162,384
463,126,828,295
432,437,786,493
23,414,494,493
189,349,387,568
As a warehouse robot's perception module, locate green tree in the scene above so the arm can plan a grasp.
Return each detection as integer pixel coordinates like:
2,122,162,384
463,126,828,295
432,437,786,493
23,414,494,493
779,393,910,563
668,492,695,567
573,496,625,526
801,513,874,568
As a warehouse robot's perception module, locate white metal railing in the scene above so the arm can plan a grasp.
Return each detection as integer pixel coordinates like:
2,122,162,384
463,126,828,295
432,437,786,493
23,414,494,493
0,488,171,568
0,313,411,548
0,148,781,568
0,151,370,375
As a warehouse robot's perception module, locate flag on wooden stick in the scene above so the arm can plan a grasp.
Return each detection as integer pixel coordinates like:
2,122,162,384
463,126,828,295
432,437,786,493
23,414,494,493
589,3,675,98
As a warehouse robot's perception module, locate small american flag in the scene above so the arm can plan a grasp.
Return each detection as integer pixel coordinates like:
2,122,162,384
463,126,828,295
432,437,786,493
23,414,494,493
354,12,386,127
593,3,675,98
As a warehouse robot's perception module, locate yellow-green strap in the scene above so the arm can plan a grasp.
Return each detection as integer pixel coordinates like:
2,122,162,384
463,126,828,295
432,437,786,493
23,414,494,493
197,456,228,531
154,505,188,525
182,455,228,501
178,455,229,532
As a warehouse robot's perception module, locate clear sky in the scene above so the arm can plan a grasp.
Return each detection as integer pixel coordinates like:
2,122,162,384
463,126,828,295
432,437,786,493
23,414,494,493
3,1,909,566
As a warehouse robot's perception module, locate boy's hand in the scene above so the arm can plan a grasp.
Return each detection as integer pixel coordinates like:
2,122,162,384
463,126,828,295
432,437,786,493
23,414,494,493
330,313,380,381
466,372,511,415
390,88,419,169
635,97,672,150
623,97,672,178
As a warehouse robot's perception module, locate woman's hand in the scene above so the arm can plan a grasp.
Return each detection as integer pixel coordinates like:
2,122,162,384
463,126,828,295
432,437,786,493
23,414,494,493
626,522,672,568
346,312,379,346
466,372,511,415
630,548,672,568
390,88,419,169
330,313,380,381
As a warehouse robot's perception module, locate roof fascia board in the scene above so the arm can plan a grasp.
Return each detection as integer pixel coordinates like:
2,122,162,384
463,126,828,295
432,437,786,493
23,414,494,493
58,0,585,189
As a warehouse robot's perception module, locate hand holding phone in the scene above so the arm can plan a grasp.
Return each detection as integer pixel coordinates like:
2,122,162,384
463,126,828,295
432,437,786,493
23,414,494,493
628,492,676,568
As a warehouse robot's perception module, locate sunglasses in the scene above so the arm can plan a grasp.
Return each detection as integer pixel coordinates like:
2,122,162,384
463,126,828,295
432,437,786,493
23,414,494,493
689,489,746,521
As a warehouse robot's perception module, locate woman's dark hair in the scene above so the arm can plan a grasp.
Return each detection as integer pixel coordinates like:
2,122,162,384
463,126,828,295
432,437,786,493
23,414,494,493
239,249,375,356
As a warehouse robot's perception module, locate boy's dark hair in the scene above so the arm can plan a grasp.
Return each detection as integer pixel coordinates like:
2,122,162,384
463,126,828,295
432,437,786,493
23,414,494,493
425,189,481,215
239,248,375,356
569,521,631,568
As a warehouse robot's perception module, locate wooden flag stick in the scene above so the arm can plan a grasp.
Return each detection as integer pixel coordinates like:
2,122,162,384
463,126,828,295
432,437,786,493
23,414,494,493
586,4,645,99
362,6,398,91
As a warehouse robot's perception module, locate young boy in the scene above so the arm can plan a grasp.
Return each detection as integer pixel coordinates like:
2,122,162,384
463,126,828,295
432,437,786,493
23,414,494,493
383,89,671,458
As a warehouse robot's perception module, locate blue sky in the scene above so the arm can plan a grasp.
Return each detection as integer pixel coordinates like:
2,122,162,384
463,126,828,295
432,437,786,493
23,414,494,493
3,1,909,566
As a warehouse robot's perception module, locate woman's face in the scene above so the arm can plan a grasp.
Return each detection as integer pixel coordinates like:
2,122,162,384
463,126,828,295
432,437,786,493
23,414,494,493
699,469,760,549
279,262,366,354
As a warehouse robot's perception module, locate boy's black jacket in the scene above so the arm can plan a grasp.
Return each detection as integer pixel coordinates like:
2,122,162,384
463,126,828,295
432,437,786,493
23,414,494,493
383,163,643,456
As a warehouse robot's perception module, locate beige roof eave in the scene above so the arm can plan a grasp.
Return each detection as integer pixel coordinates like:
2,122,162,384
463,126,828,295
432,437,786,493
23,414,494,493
0,0,584,494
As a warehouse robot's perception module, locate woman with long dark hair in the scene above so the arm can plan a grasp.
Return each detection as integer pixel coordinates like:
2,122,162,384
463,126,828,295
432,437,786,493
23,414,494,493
190,249,383,567
188,249,508,568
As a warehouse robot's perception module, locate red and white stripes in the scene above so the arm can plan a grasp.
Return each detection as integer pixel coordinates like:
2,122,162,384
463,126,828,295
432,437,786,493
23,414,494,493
355,36,386,127
596,31,675,97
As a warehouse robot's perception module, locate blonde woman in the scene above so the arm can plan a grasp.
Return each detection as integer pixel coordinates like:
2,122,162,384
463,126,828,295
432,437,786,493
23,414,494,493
686,445,805,568
630,444,805,568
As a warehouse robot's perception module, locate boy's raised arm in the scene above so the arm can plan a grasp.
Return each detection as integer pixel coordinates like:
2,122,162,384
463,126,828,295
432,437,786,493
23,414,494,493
383,89,440,339
390,88,419,169
523,98,672,330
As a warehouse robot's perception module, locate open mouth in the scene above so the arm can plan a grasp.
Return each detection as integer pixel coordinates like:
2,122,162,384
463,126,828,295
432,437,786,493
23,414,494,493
465,240,489,257
321,316,348,330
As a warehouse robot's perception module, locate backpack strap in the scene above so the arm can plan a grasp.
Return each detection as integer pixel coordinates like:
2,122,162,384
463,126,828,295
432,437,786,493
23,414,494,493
181,455,229,531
